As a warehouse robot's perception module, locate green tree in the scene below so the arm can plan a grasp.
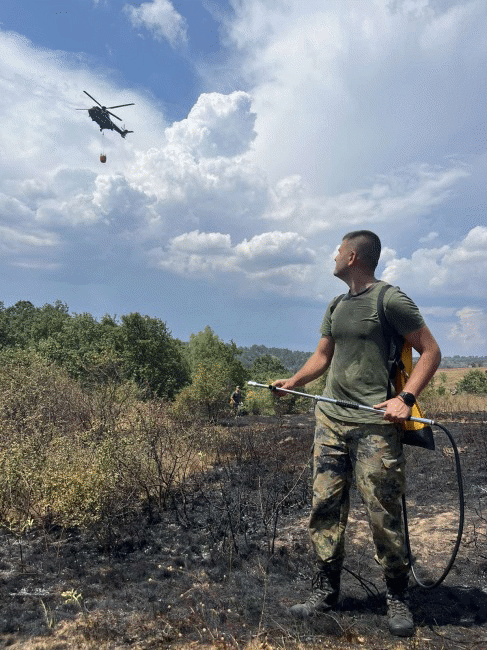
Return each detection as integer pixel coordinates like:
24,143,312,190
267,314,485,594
185,326,248,388
0,300,37,348
37,312,118,383
0,300,70,349
119,313,190,399
173,360,234,421
249,354,289,382
173,327,248,420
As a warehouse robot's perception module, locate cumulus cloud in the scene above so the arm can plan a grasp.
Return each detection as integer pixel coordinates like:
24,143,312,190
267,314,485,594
0,33,265,272
0,226,59,252
0,24,479,314
167,230,232,254
419,231,439,244
0,29,477,305
234,231,315,269
124,0,188,47
448,307,487,351
381,226,487,297
225,0,487,194
263,164,468,233
164,92,257,159
150,229,315,292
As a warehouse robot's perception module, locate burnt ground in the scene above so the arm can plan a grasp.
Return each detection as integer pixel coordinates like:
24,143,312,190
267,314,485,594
0,412,487,649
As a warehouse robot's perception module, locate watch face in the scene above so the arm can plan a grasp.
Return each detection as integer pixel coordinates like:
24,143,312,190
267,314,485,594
400,392,415,406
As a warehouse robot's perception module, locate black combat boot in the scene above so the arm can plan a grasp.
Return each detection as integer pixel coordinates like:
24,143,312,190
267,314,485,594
289,566,340,618
385,574,415,637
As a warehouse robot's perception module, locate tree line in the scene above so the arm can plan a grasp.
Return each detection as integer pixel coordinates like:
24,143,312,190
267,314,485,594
238,345,312,373
439,355,487,368
0,301,299,406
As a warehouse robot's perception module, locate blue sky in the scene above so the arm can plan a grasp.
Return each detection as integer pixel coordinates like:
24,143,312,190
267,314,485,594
1,0,487,356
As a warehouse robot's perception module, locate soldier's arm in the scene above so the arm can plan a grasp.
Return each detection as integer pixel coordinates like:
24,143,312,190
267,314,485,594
401,325,441,397
374,325,441,421
273,336,334,393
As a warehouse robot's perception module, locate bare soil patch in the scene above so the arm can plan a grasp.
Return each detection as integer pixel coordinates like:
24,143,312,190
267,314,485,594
1,412,486,649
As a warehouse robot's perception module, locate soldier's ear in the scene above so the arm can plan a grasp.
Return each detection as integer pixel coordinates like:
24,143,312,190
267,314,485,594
348,249,358,265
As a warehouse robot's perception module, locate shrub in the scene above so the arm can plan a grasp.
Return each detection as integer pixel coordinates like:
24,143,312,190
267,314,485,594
172,361,235,421
0,349,92,526
455,369,487,395
0,349,204,539
0,348,89,443
244,385,276,415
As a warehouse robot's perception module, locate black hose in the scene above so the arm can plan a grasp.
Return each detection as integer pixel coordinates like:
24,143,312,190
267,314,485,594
402,422,465,589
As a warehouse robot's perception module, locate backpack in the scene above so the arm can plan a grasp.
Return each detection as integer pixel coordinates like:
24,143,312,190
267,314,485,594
330,284,435,450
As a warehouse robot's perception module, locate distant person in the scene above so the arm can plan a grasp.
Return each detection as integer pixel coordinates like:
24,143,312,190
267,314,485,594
273,230,441,638
230,386,242,414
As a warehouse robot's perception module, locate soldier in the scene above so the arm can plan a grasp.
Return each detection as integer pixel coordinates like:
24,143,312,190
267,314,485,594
273,230,441,637
230,386,242,414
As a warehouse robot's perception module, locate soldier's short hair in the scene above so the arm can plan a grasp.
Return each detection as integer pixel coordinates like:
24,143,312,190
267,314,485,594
342,230,381,272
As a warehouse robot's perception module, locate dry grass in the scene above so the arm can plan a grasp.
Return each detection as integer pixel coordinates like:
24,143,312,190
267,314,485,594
422,391,487,417
434,367,484,391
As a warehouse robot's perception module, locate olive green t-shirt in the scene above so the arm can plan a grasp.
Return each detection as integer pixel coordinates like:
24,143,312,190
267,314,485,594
317,281,425,424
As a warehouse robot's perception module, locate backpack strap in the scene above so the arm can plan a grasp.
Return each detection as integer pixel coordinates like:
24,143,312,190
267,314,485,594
329,293,345,316
377,283,404,399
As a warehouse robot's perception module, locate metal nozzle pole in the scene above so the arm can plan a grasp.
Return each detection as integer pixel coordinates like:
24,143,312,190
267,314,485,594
247,381,435,426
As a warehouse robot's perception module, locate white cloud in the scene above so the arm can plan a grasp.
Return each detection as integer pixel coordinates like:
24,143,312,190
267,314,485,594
149,230,235,276
124,0,188,47
234,231,315,269
151,229,315,291
168,230,232,253
263,164,468,233
420,1,482,53
381,226,487,296
419,231,439,243
0,24,479,315
0,225,59,252
224,0,487,194
164,92,257,159
418,305,456,318
0,193,36,224
0,26,476,306
448,307,487,351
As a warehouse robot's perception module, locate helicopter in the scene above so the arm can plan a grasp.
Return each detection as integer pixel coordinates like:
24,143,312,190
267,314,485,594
77,91,134,138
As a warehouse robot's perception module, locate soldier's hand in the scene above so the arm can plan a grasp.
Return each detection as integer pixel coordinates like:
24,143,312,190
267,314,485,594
373,396,411,422
272,379,296,397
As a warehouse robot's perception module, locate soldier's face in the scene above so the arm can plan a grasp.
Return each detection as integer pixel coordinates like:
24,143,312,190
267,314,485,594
333,240,354,278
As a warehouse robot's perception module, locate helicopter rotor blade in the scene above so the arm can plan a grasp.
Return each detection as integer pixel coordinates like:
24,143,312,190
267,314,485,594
107,111,122,121
83,91,103,107
76,108,90,111
107,103,135,109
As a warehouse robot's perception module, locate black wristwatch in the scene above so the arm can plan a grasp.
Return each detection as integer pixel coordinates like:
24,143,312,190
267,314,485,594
399,391,416,407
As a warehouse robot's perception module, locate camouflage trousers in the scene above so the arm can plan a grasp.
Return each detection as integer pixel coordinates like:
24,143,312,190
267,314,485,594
310,410,409,580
